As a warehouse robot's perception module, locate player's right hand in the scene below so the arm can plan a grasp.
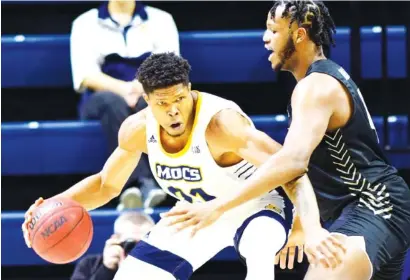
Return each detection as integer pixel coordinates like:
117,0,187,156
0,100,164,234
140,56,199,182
103,237,125,270
22,197,45,248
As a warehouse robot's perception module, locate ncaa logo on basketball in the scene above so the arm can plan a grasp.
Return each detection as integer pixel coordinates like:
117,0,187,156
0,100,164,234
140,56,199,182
156,163,202,182
41,216,68,240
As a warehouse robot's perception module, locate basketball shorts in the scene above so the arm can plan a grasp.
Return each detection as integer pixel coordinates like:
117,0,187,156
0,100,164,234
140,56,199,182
128,191,293,280
328,184,410,280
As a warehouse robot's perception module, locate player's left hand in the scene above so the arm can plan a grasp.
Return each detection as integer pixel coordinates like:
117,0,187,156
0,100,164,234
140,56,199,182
275,227,305,269
304,228,347,269
161,200,224,237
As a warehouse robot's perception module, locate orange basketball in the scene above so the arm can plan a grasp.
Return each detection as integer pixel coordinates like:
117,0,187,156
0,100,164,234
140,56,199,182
28,197,93,264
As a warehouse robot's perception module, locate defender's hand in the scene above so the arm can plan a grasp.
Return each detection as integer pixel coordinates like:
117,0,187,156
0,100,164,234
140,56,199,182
22,197,45,248
304,228,347,269
161,200,224,237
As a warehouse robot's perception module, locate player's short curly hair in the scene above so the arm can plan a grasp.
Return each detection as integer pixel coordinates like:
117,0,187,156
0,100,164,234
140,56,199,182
137,52,191,94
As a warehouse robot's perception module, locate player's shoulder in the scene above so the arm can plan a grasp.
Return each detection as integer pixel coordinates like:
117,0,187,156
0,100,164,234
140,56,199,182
206,108,251,140
120,109,147,133
200,91,243,112
202,91,247,125
118,109,147,146
294,72,342,105
144,6,175,23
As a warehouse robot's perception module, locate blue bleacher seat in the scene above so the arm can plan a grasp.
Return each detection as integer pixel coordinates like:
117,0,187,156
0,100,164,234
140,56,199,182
386,26,407,78
1,31,278,88
385,116,410,171
182,31,276,83
1,35,72,88
1,28,355,88
2,26,405,88
361,26,383,79
330,27,351,73
1,121,108,175
387,115,409,149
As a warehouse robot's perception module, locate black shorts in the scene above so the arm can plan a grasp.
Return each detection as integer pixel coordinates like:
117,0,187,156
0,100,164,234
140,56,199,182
328,199,410,280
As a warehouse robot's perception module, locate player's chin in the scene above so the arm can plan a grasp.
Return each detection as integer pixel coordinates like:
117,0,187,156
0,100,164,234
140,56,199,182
271,59,286,72
269,57,280,71
168,126,185,137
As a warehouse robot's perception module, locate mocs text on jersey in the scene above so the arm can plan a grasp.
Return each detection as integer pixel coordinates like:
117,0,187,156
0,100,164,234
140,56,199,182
156,164,202,182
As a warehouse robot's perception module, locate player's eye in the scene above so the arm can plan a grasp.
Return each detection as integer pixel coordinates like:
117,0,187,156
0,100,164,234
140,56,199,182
157,101,166,106
176,97,184,102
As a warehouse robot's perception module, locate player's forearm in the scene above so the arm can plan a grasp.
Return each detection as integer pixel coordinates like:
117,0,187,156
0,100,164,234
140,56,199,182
218,149,306,213
284,176,322,231
60,146,144,210
53,174,119,211
281,184,303,232
81,72,141,97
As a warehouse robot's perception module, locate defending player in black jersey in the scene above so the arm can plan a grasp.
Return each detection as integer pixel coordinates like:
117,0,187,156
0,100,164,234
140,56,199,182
164,1,410,279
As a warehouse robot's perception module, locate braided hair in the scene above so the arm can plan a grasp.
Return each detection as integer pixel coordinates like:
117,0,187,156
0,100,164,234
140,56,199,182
270,0,336,49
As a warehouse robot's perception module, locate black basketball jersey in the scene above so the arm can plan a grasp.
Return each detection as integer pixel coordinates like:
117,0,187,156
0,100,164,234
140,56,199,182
287,59,407,222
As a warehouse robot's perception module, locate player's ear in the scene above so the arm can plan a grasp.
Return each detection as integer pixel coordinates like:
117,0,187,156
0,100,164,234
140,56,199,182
295,27,308,44
188,83,192,91
143,93,149,104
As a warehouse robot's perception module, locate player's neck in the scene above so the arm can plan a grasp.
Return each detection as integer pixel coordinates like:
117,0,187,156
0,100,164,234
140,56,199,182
108,1,136,18
292,45,326,81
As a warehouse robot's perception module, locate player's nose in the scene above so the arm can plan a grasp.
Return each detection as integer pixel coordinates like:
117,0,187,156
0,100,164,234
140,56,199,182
263,30,272,50
167,104,179,117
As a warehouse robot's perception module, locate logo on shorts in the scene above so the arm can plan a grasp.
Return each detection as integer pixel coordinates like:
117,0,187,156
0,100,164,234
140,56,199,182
265,204,282,214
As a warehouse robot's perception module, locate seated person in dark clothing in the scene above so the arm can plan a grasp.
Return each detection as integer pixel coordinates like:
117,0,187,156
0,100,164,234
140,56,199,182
71,211,155,280
70,0,180,209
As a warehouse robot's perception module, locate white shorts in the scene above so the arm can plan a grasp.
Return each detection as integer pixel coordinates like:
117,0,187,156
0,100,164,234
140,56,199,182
128,190,293,279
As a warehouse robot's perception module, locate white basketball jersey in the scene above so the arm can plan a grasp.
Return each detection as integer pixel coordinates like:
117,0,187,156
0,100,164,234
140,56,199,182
145,91,283,208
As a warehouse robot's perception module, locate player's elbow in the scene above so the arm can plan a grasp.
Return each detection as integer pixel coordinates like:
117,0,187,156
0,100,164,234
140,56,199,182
101,184,122,201
287,151,309,179
99,173,122,199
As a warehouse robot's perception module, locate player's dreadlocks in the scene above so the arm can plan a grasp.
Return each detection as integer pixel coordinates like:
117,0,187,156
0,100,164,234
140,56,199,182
137,52,191,94
270,0,336,49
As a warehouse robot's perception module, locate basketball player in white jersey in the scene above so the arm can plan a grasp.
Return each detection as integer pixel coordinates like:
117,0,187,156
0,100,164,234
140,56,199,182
22,53,342,279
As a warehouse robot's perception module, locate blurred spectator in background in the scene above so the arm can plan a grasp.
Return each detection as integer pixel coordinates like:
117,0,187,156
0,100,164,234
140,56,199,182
70,0,180,210
71,211,155,280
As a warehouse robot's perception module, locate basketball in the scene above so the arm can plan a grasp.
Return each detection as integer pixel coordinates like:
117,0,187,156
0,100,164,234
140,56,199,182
28,197,93,264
